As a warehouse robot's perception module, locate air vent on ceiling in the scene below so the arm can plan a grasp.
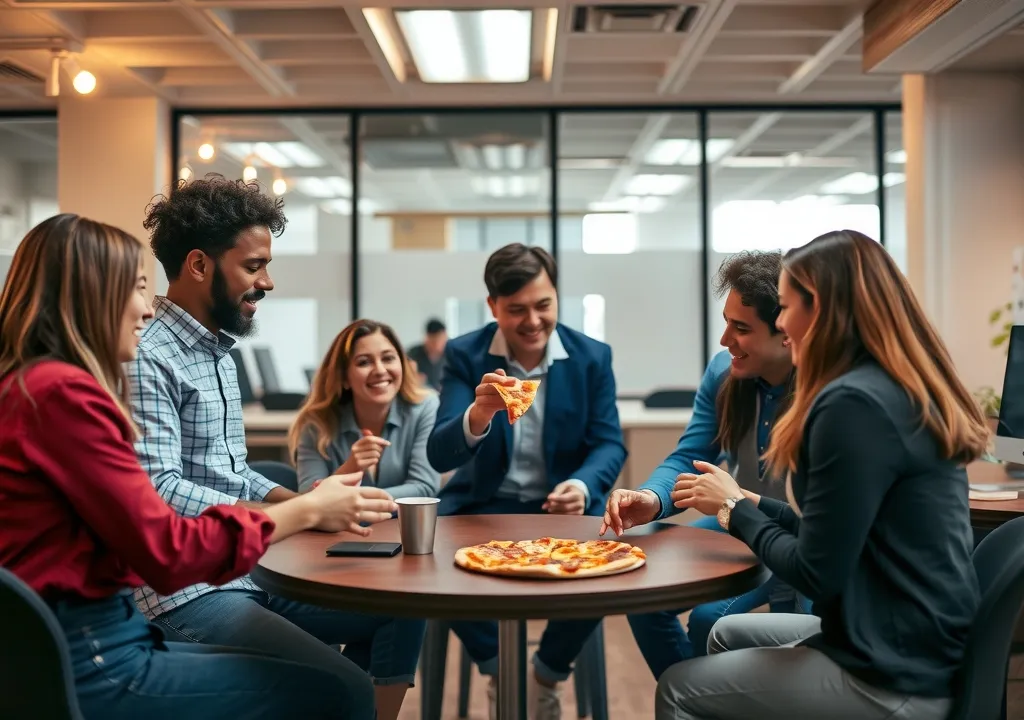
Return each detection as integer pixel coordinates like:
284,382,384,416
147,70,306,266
0,60,43,84
571,4,700,33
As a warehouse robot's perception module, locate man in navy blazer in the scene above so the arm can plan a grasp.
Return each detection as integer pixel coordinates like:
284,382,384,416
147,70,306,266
427,243,627,720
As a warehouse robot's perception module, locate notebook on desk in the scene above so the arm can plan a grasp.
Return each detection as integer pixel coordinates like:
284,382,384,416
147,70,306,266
969,489,1021,501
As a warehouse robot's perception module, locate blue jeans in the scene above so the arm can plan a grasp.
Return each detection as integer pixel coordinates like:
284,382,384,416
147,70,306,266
627,514,811,680
152,588,426,686
446,497,603,684
51,590,371,719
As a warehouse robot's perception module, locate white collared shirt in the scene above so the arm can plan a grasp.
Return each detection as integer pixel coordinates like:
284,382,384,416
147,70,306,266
462,329,588,504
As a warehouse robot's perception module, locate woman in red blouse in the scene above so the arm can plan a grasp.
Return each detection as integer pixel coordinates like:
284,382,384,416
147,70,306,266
0,213,397,719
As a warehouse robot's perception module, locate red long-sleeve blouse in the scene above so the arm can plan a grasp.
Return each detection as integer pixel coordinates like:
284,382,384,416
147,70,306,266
0,361,275,600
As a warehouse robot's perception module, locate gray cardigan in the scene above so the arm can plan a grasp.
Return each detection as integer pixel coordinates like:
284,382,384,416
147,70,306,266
295,392,441,497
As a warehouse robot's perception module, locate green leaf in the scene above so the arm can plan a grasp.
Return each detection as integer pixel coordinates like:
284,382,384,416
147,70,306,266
991,308,1004,323
992,331,1011,347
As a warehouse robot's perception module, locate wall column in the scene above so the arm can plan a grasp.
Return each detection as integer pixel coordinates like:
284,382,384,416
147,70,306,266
902,71,1024,394
57,96,171,292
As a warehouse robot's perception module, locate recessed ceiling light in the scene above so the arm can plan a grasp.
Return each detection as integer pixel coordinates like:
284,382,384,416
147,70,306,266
395,9,532,83
819,172,905,195
223,142,325,169
624,174,690,196
294,176,352,198
645,139,734,166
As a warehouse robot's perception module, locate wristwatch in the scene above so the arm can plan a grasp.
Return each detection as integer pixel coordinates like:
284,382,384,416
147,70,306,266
716,496,746,530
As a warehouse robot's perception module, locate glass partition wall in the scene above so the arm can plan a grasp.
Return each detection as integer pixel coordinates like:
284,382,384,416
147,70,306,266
174,105,900,398
0,113,59,291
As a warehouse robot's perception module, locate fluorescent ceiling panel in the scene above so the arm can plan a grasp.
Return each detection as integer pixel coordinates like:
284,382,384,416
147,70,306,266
819,172,905,195
395,9,532,83
471,174,541,198
221,142,325,169
624,174,690,196
321,199,380,215
720,155,859,169
644,138,734,166
588,196,667,213
294,176,352,198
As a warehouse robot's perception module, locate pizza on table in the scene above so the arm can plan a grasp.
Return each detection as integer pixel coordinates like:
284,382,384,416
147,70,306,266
454,537,647,579
491,378,541,425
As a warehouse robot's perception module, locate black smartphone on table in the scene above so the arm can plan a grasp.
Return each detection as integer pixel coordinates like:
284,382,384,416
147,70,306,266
325,541,402,558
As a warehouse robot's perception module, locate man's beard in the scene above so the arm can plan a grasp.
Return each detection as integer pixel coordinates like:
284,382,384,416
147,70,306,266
210,264,264,338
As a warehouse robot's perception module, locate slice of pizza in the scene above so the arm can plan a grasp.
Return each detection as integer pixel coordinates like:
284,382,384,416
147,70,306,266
491,378,541,425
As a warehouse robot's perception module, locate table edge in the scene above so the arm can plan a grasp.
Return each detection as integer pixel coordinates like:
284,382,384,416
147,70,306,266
249,562,769,621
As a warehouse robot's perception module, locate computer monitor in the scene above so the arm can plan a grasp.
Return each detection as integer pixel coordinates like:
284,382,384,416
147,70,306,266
993,325,1024,467
252,347,281,395
229,348,256,404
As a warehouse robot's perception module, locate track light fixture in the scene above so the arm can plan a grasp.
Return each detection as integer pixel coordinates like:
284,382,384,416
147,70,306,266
45,49,96,97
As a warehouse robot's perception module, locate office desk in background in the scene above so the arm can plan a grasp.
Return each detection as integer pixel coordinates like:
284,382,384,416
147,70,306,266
967,460,1024,529
242,400,693,488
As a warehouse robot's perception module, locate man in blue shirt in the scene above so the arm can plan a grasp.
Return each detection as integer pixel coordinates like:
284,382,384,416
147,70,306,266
428,243,627,720
601,249,807,679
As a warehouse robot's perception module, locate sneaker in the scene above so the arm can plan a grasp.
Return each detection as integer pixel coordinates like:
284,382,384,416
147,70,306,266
488,673,563,720
528,673,562,720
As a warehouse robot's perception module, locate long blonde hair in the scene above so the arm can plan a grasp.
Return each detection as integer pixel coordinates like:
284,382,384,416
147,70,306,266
0,214,144,431
764,230,989,475
288,319,428,458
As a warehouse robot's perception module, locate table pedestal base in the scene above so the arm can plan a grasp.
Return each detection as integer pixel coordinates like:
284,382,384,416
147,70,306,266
496,619,527,720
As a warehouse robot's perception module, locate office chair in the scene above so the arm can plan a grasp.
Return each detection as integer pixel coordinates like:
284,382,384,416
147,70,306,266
229,348,256,404
643,388,697,409
249,460,299,493
949,515,1024,720
260,392,307,411
0,568,84,719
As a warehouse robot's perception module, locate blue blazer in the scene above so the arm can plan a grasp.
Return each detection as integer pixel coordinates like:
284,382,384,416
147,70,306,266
426,322,627,516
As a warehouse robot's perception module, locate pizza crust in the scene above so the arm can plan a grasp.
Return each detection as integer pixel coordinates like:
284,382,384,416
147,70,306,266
491,378,540,424
454,537,647,580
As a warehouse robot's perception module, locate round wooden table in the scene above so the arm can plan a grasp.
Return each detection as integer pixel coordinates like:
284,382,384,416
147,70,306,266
251,514,764,720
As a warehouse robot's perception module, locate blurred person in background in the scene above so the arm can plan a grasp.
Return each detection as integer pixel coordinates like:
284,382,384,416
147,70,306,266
407,318,448,391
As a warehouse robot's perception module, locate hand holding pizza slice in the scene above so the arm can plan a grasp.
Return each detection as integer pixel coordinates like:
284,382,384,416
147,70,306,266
490,377,541,424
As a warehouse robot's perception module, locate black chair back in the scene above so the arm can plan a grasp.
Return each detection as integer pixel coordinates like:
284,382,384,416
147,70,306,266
0,568,84,719
229,348,256,404
261,392,307,411
643,388,697,409
253,347,281,395
949,515,1024,719
250,460,299,493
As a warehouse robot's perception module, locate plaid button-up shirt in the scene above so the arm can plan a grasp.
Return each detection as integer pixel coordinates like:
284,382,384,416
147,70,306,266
125,297,278,618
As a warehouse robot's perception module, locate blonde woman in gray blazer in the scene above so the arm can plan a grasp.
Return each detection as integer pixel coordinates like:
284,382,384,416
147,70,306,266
290,319,441,498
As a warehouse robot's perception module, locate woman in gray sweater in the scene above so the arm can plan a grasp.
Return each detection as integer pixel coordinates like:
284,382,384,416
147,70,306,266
290,319,441,497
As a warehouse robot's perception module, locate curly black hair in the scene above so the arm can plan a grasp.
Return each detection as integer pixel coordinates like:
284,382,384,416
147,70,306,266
714,250,783,334
144,174,287,280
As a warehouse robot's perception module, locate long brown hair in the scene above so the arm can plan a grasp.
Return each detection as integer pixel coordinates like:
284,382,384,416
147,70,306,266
287,319,428,458
0,213,144,429
764,230,989,474
712,250,792,454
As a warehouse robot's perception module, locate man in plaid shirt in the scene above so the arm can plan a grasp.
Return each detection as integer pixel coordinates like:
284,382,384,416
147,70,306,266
126,174,425,720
